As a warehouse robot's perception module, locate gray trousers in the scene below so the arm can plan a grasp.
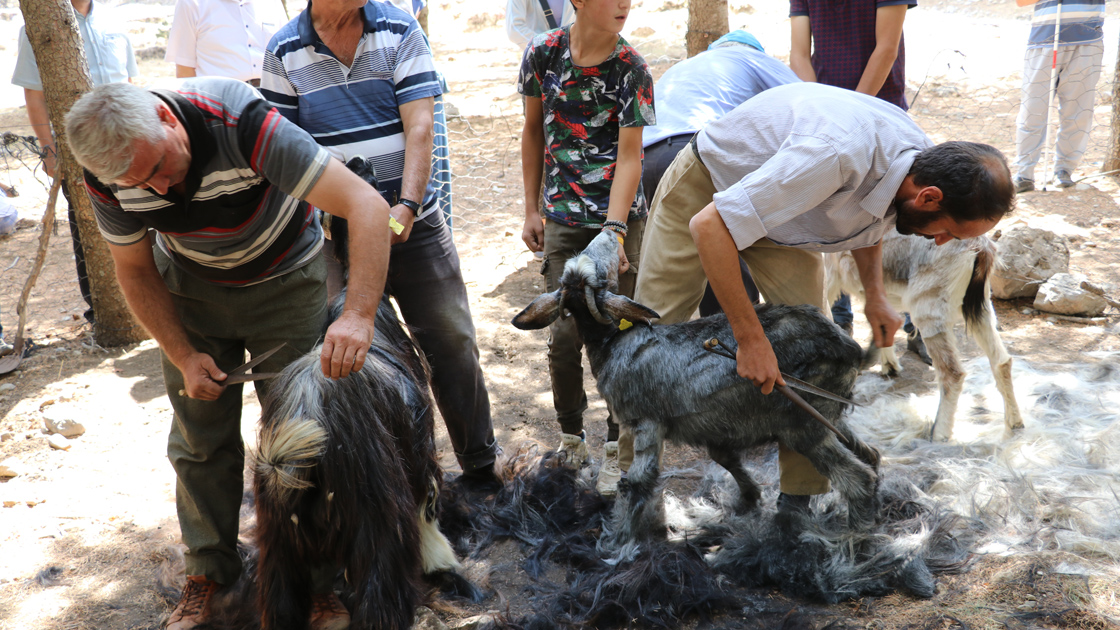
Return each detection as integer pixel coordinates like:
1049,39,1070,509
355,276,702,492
1014,42,1104,181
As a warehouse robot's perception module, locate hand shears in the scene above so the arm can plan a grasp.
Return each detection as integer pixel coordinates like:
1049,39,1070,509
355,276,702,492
177,343,286,397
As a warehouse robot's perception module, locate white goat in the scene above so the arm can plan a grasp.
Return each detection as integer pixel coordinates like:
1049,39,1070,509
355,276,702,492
824,231,1023,441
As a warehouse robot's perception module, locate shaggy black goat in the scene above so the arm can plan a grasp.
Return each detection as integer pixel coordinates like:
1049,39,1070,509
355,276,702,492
252,296,460,630
513,232,881,544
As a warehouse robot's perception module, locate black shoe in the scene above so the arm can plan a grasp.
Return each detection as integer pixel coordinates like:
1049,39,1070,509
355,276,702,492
1054,170,1075,188
1014,177,1034,194
456,464,503,495
776,492,811,515
907,330,933,366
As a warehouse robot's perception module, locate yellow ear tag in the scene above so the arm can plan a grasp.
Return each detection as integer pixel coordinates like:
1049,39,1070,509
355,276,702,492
389,216,405,235
618,318,633,331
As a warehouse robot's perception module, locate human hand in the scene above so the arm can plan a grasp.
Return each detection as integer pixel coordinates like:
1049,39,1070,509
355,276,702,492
177,352,227,400
864,296,902,348
736,337,785,395
522,214,544,252
320,310,374,379
388,204,415,245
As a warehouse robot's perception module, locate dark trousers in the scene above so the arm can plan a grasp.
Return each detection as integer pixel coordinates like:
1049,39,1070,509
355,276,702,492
642,134,759,313
542,218,644,441
157,250,331,587
60,181,94,322
385,211,497,473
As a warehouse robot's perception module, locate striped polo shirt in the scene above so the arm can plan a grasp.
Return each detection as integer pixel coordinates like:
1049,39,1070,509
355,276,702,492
86,77,331,286
260,1,443,218
1028,0,1105,48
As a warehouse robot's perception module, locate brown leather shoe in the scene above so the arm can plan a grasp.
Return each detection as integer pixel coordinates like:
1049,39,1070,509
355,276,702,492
310,592,351,630
166,575,218,630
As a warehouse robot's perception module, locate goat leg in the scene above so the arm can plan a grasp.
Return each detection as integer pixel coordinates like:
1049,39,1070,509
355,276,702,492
707,446,761,513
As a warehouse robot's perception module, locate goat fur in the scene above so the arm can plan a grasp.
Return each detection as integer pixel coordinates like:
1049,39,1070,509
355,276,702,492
513,232,882,543
252,296,459,630
824,231,1023,441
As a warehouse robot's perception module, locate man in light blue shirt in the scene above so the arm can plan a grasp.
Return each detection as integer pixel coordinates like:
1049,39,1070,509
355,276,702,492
641,31,799,313
13,0,138,324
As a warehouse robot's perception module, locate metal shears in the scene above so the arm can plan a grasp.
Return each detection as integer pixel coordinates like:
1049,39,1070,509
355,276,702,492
177,343,286,397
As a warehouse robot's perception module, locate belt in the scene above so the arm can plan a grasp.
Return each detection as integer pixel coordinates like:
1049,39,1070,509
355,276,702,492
690,133,704,165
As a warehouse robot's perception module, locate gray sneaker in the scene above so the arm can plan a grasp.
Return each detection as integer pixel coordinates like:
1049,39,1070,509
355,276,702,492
0,336,12,356
595,441,622,497
557,431,589,468
1014,177,1034,194
1054,170,1074,188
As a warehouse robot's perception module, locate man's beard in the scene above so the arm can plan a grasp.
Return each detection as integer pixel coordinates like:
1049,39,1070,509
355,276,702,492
892,197,942,236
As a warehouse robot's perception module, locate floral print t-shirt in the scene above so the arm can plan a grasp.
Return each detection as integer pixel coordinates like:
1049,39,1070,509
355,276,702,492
518,26,655,228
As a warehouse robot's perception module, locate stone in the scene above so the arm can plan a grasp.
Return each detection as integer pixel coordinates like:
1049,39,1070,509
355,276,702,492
48,434,72,451
42,404,86,438
991,224,1070,299
0,432,12,442
0,383,14,393
412,606,451,630
1034,273,1109,317
0,458,20,478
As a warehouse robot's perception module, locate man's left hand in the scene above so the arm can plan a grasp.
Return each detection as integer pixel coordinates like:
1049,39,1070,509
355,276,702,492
389,204,416,244
320,310,375,379
864,295,902,348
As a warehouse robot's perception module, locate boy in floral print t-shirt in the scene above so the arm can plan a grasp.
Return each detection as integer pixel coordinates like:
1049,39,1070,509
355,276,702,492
517,0,654,497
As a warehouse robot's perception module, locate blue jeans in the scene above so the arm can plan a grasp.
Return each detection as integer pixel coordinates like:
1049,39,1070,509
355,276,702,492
385,211,497,472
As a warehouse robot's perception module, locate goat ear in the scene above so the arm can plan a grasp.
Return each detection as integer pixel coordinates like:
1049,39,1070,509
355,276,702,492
512,290,564,330
601,292,659,324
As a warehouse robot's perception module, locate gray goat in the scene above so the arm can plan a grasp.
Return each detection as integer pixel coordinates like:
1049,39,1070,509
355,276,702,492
513,232,881,544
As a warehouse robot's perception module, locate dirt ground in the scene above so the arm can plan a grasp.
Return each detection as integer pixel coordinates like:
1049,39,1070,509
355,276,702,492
2,0,1120,629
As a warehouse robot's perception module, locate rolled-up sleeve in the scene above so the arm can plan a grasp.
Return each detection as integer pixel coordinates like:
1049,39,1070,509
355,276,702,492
713,139,844,250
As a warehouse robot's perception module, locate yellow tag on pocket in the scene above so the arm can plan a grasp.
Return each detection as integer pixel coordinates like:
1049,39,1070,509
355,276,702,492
619,318,633,330
389,216,405,235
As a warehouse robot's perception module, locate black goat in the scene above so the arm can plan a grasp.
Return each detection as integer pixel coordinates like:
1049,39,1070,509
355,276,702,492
252,296,460,630
512,232,880,544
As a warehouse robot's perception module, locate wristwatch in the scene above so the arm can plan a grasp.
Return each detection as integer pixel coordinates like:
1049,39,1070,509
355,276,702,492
398,198,422,217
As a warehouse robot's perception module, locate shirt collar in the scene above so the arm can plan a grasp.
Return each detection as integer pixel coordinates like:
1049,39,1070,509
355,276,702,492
298,0,377,48
860,147,918,221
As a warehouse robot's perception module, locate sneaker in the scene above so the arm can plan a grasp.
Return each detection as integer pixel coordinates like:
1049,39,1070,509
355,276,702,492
1054,170,1074,188
557,431,589,468
1014,177,1034,194
596,441,622,497
310,592,351,630
458,463,503,495
907,329,933,366
166,575,218,630
0,336,12,356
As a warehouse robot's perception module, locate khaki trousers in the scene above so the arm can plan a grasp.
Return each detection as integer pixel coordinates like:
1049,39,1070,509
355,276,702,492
627,146,832,495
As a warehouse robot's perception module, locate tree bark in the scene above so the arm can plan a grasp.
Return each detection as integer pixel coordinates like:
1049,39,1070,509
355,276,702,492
1106,30,1120,172
686,0,728,58
418,5,429,35
19,0,147,347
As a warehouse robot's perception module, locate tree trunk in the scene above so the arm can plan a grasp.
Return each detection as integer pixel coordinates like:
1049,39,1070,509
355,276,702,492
686,0,728,58
418,5,429,34
1106,31,1120,172
19,0,147,346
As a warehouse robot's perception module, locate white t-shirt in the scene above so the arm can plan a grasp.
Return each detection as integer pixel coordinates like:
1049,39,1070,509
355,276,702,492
164,0,280,81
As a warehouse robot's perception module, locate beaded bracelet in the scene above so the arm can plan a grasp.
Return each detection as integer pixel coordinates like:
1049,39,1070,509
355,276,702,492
601,219,629,236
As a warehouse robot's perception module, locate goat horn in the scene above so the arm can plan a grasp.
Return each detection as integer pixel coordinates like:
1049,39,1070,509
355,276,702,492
585,285,612,325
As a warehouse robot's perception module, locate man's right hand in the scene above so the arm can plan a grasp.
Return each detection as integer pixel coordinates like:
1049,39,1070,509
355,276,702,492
178,353,228,401
522,213,544,252
735,336,786,395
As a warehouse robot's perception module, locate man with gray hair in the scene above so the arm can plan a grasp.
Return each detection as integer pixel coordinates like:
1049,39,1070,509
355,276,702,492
65,77,390,630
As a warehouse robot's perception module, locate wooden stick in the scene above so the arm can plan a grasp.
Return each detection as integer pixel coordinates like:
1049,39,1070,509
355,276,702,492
12,176,61,351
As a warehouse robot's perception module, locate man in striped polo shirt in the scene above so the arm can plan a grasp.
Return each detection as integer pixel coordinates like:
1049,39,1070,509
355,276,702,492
65,77,390,630
1012,0,1105,192
261,0,501,495
635,82,1014,518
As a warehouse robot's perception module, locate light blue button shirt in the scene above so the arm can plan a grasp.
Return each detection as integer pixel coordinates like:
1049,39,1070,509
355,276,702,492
12,1,138,91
